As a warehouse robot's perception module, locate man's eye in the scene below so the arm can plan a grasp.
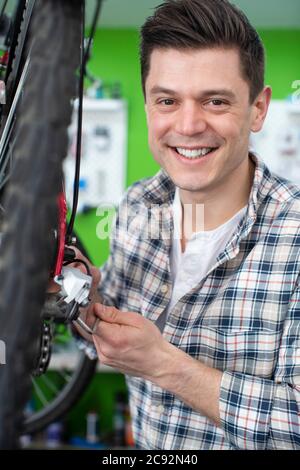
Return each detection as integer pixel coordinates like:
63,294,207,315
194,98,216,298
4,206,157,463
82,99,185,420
159,99,174,106
211,99,224,106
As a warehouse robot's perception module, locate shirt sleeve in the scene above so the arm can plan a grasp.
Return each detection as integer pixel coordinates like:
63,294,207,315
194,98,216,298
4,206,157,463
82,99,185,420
219,284,300,450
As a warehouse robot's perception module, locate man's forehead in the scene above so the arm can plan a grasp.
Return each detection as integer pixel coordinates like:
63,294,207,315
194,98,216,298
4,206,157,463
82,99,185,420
145,47,248,97
148,46,241,64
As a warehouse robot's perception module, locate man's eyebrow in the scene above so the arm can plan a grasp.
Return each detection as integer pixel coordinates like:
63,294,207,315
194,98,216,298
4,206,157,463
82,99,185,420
200,89,236,100
149,86,236,100
149,86,178,96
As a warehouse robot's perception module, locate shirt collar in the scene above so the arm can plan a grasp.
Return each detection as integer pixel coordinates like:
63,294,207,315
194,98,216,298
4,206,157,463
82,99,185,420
142,153,273,219
247,152,274,219
142,168,176,206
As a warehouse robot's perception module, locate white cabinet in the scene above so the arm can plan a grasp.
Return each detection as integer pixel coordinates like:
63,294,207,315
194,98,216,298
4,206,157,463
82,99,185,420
64,98,128,211
250,100,300,185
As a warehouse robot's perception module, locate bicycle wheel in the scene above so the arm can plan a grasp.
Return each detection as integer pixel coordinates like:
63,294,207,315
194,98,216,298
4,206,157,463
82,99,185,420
0,0,83,449
24,331,97,435
23,232,97,435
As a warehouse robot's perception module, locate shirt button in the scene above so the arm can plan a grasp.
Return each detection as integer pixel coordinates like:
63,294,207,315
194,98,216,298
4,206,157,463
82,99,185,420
153,404,164,413
160,284,169,294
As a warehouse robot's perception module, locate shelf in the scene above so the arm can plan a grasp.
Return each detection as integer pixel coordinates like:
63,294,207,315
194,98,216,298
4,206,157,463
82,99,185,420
73,97,127,112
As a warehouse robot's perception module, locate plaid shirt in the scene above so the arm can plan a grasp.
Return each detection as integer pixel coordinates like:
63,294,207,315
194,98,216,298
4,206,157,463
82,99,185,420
87,153,300,450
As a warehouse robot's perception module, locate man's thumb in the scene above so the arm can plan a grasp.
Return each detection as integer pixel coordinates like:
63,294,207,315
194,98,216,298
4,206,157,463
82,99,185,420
94,303,118,322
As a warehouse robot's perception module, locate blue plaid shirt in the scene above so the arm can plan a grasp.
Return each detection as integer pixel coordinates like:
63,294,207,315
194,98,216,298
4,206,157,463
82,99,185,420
85,153,300,450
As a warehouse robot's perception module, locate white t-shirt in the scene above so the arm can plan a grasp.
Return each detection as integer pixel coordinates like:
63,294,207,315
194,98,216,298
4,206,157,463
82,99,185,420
166,188,247,315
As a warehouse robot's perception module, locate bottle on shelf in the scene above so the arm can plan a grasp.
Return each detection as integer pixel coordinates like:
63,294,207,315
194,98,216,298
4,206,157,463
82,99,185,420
69,409,106,449
45,421,64,448
124,403,134,448
86,410,100,444
113,392,126,447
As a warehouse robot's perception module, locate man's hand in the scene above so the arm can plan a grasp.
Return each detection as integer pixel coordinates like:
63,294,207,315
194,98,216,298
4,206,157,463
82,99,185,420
90,303,222,426
91,303,175,380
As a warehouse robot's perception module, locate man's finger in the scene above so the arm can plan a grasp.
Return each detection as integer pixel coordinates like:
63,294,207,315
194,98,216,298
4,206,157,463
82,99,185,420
66,245,86,261
93,303,140,327
92,317,100,334
92,316,121,340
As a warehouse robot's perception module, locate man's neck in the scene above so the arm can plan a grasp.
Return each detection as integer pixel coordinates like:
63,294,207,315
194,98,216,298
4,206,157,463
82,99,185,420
179,156,255,252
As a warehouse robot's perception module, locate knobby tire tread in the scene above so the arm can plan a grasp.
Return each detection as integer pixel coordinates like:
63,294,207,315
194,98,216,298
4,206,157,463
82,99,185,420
0,0,82,448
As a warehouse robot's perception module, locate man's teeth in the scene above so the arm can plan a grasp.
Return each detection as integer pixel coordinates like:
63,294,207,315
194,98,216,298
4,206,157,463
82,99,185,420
176,147,214,158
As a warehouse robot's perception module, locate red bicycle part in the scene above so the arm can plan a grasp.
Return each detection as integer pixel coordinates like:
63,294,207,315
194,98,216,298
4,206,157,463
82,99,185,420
53,192,67,276
0,51,9,66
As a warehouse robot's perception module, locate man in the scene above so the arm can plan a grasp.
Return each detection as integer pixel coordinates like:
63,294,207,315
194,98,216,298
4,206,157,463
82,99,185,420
76,0,300,450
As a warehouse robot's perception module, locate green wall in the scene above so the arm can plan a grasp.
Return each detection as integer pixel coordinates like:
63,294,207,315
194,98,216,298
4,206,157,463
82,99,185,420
259,30,300,99
75,28,300,266
75,29,157,267
88,29,158,188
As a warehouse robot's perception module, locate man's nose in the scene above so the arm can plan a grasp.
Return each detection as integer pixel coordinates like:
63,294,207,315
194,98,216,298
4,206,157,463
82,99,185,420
174,102,207,136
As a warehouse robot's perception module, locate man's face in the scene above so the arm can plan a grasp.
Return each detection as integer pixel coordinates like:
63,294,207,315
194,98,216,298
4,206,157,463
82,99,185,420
144,47,269,195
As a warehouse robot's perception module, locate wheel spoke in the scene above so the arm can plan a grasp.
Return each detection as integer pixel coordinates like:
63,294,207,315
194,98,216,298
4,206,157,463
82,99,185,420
37,374,59,396
31,378,49,408
0,123,14,179
56,369,72,383
0,55,30,157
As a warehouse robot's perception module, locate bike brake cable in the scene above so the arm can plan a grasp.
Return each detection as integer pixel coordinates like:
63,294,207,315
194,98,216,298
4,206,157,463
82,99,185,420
66,0,103,243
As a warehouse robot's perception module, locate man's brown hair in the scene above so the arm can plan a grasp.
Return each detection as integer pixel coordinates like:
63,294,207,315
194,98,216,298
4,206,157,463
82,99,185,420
140,0,265,103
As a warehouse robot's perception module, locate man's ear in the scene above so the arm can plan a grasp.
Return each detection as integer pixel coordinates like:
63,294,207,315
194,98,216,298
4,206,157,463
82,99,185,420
251,86,272,133
144,102,149,125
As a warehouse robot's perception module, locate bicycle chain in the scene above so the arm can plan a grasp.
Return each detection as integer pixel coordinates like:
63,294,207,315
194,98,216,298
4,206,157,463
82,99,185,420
32,321,53,377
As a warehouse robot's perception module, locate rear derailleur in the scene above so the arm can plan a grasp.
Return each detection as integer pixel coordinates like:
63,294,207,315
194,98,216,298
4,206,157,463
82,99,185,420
33,249,94,376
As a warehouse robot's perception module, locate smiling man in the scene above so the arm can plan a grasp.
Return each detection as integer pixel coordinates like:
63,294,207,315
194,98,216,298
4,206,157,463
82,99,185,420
77,0,300,450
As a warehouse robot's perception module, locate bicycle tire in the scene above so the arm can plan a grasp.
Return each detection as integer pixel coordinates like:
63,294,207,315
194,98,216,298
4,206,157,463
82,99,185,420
0,0,83,449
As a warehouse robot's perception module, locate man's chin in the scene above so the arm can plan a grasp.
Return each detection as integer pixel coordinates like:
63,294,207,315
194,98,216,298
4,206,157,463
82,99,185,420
166,174,210,193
